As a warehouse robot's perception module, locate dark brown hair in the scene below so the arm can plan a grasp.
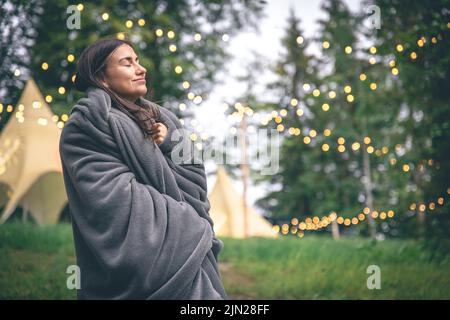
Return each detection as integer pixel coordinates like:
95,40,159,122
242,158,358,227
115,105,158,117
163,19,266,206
74,37,163,139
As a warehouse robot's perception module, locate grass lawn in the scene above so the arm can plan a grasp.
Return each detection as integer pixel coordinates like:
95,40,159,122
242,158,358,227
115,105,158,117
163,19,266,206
1,223,449,299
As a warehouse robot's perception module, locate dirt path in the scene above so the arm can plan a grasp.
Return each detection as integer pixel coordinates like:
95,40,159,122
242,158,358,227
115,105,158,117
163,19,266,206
219,261,258,300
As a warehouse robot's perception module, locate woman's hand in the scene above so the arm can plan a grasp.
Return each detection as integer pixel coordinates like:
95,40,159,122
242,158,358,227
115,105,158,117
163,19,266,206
152,122,168,145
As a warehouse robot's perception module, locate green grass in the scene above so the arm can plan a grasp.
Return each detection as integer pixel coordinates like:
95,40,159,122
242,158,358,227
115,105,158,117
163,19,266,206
1,223,449,299
0,223,76,299
219,236,450,299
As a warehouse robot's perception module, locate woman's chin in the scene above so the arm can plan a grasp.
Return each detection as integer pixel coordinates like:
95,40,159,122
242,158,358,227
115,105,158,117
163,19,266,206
135,86,147,96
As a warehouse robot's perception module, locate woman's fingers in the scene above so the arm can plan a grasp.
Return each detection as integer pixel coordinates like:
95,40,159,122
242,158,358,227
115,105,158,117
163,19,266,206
152,123,168,145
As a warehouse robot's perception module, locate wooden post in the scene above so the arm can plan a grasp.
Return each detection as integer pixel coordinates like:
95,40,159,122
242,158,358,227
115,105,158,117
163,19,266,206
239,113,249,239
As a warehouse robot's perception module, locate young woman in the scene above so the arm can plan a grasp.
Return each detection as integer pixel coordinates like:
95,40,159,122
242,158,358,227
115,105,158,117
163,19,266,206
59,38,228,300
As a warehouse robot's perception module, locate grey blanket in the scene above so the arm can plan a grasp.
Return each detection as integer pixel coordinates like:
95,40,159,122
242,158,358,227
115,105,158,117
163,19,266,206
59,87,228,300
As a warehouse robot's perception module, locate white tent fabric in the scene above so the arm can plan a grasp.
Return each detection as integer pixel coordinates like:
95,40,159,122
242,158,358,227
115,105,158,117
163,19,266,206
208,166,278,238
0,79,67,224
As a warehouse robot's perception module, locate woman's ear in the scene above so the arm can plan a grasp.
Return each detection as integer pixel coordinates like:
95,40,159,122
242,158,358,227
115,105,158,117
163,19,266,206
101,79,109,88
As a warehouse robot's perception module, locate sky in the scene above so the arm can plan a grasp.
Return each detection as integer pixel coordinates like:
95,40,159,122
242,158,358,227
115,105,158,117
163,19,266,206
198,0,363,211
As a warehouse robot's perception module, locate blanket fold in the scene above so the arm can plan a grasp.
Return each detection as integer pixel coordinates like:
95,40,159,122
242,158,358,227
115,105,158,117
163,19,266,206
59,87,227,300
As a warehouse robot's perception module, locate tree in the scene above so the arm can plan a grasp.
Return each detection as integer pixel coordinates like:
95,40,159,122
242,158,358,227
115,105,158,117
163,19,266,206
0,0,43,129
3,0,266,129
370,0,450,248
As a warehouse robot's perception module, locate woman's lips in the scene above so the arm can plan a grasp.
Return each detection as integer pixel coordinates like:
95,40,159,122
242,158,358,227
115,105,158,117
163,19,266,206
133,78,146,83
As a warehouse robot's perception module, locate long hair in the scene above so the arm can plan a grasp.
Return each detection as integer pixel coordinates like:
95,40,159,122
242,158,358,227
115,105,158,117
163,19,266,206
74,37,163,139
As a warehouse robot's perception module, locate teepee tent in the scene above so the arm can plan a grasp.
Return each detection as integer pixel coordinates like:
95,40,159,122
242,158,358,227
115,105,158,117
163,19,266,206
0,79,67,225
208,166,278,238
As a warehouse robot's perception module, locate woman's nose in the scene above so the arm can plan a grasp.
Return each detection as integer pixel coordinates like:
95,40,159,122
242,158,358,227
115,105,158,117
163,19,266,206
136,64,147,75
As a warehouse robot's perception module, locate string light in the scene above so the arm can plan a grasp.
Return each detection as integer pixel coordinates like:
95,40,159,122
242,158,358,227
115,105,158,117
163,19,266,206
328,90,336,99
193,96,202,104
125,20,133,28
174,65,183,74
352,142,360,151
290,98,298,107
276,187,448,237
167,30,176,39
182,81,190,89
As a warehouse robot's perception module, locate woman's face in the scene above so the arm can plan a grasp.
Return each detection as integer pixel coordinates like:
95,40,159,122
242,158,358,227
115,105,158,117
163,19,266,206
101,44,147,102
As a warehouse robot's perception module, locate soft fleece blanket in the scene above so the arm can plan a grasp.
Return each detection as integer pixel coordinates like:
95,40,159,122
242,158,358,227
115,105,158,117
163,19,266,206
59,87,228,300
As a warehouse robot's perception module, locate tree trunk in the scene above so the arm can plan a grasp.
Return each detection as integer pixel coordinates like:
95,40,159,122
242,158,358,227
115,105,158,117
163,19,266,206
362,150,377,239
331,219,340,240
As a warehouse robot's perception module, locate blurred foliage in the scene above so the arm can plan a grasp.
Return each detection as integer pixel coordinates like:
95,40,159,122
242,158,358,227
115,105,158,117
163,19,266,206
0,0,265,128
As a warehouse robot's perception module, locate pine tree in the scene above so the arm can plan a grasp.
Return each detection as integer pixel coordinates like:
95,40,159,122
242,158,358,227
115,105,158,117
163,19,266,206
370,0,450,247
